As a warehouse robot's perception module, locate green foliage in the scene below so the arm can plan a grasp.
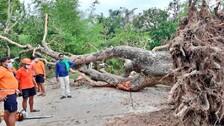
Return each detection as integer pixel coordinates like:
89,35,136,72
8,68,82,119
148,21,178,49
0,0,186,74
106,25,148,48
105,58,124,75
0,0,24,24
0,0,8,23
133,8,178,50
133,8,169,31
0,0,25,57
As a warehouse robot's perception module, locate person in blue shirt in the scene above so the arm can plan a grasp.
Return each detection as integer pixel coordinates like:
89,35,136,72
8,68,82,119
55,54,74,99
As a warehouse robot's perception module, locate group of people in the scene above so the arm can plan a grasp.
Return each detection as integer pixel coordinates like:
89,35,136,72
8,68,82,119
0,53,74,126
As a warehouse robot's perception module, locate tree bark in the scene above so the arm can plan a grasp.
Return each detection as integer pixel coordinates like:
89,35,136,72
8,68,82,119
73,47,173,91
71,46,172,76
0,14,174,91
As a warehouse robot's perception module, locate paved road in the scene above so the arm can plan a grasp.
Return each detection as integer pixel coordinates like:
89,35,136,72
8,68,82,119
10,83,169,126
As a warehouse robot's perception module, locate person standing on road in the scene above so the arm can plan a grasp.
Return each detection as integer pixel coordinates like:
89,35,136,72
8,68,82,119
16,58,39,113
55,54,74,99
31,56,46,96
0,56,18,126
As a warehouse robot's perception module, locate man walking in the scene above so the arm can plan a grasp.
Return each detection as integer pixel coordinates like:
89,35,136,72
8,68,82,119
55,54,74,99
31,56,46,96
0,56,18,126
16,58,39,112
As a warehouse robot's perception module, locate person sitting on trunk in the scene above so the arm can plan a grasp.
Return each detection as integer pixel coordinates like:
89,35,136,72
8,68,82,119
16,58,39,112
55,54,74,99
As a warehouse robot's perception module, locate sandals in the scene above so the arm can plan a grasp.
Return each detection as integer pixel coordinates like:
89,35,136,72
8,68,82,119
38,94,43,96
31,109,40,112
38,94,46,97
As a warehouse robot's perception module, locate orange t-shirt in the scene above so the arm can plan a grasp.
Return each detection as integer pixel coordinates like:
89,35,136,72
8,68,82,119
16,67,35,90
32,61,45,75
0,66,18,96
30,60,35,69
10,66,17,73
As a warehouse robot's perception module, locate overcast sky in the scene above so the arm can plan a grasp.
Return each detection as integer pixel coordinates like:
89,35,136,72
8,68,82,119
79,0,177,15
20,0,183,16
19,0,220,16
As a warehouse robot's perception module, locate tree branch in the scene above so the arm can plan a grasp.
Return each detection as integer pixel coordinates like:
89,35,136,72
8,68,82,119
152,44,170,52
32,45,41,56
6,43,10,57
0,35,30,48
4,0,11,33
70,69,108,86
7,21,18,32
4,0,14,34
47,35,59,45
19,48,34,58
42,13,48,47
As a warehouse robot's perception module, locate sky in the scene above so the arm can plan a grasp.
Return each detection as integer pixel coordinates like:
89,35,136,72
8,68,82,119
78,0,177,16
19,0,220,16
20,0,182,16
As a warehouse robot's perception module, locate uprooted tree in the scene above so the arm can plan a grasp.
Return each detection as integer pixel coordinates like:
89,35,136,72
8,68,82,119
1,0,224,125
168,0,224,125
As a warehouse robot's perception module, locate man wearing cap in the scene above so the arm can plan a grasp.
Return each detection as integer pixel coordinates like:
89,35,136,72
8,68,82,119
0,56,18,126
16,58,39,113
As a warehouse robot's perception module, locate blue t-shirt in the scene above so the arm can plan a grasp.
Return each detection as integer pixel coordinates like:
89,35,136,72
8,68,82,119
55,60,74,77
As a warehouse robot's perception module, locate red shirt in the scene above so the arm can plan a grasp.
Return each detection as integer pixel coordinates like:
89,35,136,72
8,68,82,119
16,67,35,90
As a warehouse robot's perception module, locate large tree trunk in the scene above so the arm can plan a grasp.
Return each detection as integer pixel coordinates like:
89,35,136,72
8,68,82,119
0,31,175,90
80,65,174,91
71,46,174,91
71,46,172,76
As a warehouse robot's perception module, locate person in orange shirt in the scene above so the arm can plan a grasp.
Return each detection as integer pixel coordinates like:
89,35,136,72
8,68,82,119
16,58,39,113
0,56,18,126
31,56,46,96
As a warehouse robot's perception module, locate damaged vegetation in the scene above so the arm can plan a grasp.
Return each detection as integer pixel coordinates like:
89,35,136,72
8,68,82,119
168,0,224,125
1,0,224,125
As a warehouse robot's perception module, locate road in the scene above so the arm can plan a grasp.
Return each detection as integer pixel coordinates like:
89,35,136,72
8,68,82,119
1,80,169,126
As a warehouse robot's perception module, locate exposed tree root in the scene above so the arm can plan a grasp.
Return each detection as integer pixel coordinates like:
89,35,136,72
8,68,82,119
168,0,224,125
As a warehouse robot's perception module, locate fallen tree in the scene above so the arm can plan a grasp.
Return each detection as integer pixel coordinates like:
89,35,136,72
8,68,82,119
0,30,174,91
0,13,174,92
1,0,224,125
